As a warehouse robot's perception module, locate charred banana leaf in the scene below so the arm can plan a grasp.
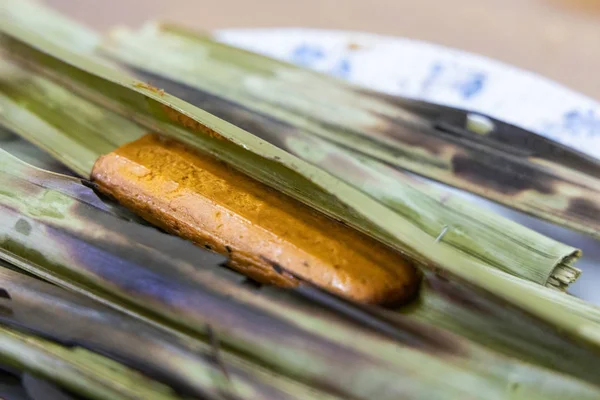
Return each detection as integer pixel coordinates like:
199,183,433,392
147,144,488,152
0,325,180,400
10,0,585,289
100,22,600,239
0,264,340,400
1,151,600,399
108,65,581,290
0,151,430,400
2,10,600,391
0,68,597,385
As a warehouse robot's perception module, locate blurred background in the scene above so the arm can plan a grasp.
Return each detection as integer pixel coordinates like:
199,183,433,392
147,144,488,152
47,0,600,99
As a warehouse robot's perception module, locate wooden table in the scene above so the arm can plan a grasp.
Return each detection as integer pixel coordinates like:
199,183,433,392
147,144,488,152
47,0,600,100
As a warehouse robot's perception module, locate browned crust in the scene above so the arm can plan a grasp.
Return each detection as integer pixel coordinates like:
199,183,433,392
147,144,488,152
91,134,419,304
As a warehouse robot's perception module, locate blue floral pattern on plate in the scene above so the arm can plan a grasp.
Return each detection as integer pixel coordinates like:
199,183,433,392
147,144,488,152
543,109,600,139
289,43,352,79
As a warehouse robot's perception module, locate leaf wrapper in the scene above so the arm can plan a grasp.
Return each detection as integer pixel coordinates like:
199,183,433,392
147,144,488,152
1,148,600,399
1,11,600,397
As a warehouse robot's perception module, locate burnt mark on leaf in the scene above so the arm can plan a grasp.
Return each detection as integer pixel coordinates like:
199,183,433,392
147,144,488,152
357,88,600,178
380,308,465,356
271,262,284,275
240,278,263,290
371,115,446,156
566,198,600,220
259,256,298,282
452,153,555,195
426,274,490,314
258,255,284,275
294,278,464,356
206,325,232,386
483,121,600,177
0,305,12,316
80,179,99,191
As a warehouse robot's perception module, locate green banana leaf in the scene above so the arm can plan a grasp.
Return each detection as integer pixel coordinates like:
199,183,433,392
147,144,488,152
1,151,600,399
1,15,599,359
0,326,180,400
8,0,583,290
0,264,340,400
0,48,582,290
117,65,582,290
1,51,598,387
100,22,600,240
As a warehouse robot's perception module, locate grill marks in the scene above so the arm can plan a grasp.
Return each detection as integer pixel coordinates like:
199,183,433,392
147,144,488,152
567,198,600,221
0,288,11,299
451,154,555,196
0,288,12,317
349,90,600,237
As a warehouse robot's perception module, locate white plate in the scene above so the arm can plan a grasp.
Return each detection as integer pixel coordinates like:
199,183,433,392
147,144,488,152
216,28,600,303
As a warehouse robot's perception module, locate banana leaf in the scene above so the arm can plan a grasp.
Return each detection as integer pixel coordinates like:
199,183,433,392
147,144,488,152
0,150,430,400
0,52,582,291
1,53,599,387
0,129,72,174
0,371,30,400
22,374,84,400
0,263,340,400
99,22,600,239
8,0,580,289
117,67,582,290
2,17,600,356
0,325,180,400
0,59,144,176
3,2,600,399
1,0,99,53
1,151,600,399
